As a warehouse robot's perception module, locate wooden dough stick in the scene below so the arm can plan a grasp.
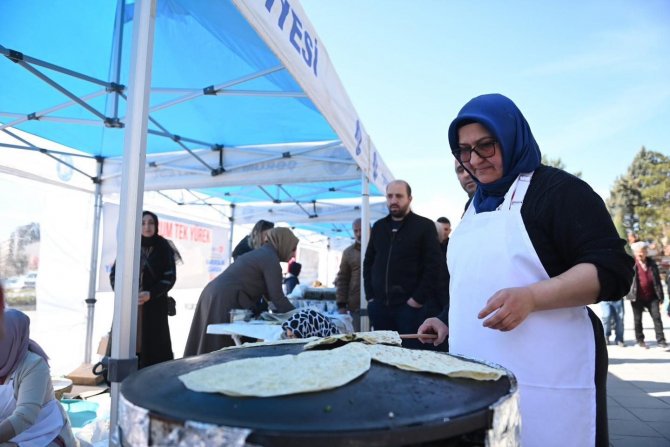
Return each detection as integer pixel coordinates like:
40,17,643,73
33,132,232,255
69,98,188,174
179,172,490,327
399,333,438,339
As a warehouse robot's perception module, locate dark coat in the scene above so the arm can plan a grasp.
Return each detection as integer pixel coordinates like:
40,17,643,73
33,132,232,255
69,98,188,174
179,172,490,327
363,211,442,306
626,257,663,303
110,236,176,368
184,244,294,356
231,235,253,260
335,242,361,311
283,275,300,294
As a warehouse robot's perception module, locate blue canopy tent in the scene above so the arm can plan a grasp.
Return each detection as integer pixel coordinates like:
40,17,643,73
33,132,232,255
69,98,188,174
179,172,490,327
1,0,394,440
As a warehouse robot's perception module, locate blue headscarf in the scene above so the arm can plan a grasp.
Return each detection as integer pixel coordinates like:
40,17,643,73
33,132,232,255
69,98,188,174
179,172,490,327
448,94,541,212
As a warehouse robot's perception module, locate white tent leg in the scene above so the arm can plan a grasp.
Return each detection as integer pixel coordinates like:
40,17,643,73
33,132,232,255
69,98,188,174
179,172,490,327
109,0,156,444
83,0,125,365
228,204,236,264
84,159,104,363
360,171,371,332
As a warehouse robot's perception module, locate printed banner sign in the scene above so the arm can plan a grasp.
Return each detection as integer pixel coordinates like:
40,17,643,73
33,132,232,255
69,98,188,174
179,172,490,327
98,203,229,291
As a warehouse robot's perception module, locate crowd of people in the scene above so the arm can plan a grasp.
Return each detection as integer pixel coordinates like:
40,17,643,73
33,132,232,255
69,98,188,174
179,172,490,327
2,93,669,447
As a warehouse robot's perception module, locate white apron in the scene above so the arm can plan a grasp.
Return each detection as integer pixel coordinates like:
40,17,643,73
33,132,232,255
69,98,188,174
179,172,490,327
0,376,64,447
448,173,596,446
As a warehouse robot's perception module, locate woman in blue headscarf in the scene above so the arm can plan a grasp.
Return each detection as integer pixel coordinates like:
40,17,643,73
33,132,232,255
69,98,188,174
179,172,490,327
419,94,633,446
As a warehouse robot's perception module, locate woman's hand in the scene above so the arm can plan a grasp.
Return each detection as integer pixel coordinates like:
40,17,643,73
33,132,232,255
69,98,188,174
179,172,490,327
418,317,448,346
406,297,423,308
138,291,150,305
478,287,537,331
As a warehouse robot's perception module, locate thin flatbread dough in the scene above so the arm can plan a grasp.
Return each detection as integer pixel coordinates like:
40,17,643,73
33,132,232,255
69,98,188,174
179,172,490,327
217,337,317,351
303,330,402,350
365,344,504,381
179,342,371,397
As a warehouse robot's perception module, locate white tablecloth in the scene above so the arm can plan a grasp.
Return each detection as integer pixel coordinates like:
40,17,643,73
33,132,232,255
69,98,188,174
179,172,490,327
206,321,284,341
206,313,354,345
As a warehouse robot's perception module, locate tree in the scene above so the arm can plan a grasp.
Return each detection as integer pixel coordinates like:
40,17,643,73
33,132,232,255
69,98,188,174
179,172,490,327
541,154,582,178
5,222,40,276
608,147,670,243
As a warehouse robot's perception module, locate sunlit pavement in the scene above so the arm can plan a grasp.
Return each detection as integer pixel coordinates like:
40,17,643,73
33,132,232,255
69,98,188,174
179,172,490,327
591,301,670,446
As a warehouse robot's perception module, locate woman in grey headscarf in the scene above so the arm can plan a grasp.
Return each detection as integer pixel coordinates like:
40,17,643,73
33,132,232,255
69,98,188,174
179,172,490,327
0,309,76,446
184,227,299,356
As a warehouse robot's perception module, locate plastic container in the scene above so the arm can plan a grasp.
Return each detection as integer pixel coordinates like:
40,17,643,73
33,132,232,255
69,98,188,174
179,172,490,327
60,399,99,428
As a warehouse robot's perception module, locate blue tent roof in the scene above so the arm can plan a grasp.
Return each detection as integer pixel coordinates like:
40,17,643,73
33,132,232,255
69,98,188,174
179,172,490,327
1,0,392,216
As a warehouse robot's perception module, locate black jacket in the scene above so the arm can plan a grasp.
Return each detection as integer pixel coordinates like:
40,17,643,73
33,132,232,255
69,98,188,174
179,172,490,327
363,211,442,306
232,236,253,260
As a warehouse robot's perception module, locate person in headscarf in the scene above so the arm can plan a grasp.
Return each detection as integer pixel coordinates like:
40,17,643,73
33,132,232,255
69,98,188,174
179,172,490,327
0,309,76,446
110,210,181,368
231,219,275,261
184,227,299,355
418,94,633,446
283,260,302,294
282,309,339,339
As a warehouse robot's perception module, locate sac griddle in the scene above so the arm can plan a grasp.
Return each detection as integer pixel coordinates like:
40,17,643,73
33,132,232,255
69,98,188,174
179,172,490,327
121,343,514,446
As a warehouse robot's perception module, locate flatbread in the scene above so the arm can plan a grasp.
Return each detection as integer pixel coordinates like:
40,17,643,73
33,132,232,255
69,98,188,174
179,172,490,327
179,342,371,397
364,344,504,381
217,337,317,351
303,330,402,350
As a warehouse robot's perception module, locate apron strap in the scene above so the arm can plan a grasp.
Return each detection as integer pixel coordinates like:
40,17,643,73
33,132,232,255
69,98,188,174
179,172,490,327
502,172,535,210
463,171,536,215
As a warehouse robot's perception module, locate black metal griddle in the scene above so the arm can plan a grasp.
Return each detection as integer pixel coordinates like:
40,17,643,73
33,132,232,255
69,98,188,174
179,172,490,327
121,343,514,446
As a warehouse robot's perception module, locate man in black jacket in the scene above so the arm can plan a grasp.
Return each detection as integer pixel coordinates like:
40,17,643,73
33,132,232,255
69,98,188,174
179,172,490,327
363,180,442,348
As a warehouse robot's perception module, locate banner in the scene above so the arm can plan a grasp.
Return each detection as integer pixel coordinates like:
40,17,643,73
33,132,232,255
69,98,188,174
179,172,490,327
98,203,229,291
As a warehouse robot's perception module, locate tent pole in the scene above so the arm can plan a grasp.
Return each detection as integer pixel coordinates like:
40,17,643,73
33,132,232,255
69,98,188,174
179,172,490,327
109,0,156,444
360,171,370,331
228,204,236,264
83,0,125,365
109,0,126,119
84,158,104,363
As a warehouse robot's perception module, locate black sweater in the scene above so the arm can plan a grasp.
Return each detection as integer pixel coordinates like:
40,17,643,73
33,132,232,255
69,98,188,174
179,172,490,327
438,165,634,323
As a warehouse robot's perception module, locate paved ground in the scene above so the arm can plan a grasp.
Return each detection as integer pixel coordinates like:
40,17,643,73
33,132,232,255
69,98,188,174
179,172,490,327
594,302,670,446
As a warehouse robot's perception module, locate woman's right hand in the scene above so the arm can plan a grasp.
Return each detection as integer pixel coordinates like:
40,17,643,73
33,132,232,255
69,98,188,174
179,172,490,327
418,317,448,346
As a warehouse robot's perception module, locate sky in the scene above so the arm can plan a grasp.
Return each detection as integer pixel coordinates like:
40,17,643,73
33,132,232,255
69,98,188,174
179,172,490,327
300,0,670,225
1,1,668,241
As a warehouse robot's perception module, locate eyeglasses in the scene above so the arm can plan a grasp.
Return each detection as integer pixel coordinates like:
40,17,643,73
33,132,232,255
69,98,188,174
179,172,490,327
453,140,497,163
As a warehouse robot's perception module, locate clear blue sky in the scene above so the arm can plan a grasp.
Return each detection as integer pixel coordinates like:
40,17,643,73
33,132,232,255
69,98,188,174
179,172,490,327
301,0,670,224
1,1,668,239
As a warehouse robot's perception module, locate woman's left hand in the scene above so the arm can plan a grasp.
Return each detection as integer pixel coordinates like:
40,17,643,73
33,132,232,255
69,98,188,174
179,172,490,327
138,291,150,305
478,287,536,331
406,297,423,308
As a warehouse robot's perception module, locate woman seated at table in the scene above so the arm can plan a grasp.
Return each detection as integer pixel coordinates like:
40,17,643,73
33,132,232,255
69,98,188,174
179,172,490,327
0,309,77,447
184,227,299,356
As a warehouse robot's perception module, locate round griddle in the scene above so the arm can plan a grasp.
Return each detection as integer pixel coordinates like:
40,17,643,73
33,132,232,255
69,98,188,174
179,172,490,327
121,343,514,447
